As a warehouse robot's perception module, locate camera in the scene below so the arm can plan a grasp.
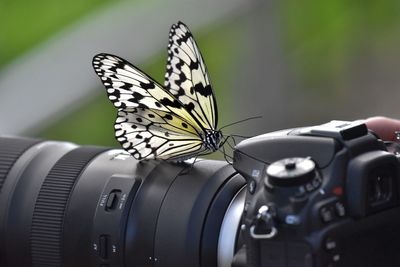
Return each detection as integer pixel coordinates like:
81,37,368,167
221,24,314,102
1,120,400,267
232,120,400,267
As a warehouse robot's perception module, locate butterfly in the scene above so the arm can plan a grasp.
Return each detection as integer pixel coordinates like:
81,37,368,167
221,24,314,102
92,21,225,161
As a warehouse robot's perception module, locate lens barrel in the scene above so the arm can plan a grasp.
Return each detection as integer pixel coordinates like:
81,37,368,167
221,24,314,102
0,137,245,267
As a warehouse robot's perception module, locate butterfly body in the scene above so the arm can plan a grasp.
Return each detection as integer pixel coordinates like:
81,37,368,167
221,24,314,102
93,21,223,161
202,129,222,151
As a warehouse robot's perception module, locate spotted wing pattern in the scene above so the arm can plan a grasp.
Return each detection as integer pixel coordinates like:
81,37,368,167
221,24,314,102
165,21,218,130
93,53,208,160
93,21,221,160
115,109,207,160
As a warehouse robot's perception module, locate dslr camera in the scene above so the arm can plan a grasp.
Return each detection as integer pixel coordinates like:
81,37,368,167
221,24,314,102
1,120,400,267
232,120,400,267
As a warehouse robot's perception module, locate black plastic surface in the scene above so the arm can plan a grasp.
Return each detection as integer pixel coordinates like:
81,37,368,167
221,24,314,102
153,161,235,267
124,161,185,267
0,137,41,191
201,173,245,267
30,146,107,267
62,150,157,267
235,135,336,168
1,140,77,267
92,176,141,266
232,121,400,267
308,120,368,140
0,137,242,267
346,150,400,217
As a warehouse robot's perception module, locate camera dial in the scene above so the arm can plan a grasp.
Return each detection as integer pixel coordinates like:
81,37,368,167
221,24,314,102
266,157,316,187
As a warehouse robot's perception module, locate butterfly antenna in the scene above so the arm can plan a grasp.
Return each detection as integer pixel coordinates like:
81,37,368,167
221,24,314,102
224,133,255,139
219,115,263,131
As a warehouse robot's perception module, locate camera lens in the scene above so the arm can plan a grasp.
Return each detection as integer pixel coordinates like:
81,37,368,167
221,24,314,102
0,136,245,267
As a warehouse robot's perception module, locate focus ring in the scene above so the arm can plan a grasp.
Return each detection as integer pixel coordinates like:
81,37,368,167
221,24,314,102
0,137,41,191
30,146,107,267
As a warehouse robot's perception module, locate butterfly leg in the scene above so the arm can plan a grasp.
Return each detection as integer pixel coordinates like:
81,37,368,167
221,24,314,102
178,156,198,175
218,143,233,165
178,153,209,175
227,135,237,150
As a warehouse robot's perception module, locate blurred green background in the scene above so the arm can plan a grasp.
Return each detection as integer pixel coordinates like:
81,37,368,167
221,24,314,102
1,0,400,159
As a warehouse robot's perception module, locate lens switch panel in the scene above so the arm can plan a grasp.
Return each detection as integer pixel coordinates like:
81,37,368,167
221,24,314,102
92,176,141,266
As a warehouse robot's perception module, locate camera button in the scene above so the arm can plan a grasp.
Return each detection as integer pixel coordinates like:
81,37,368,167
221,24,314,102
295,186,306,197
334,202,346,217
305,183,314,192
99,235,108,259
326,255,341,267
332,254,341,262
320,206,334,223
285,215,301,225
248,179,257,194
325,239,337,251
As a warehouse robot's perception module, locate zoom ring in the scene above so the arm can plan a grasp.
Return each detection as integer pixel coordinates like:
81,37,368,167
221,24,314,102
0,137,41,191
30,147,107,267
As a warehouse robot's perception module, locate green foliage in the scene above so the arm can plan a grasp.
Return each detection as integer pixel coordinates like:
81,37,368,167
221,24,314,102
279,0,400,91
0,0,114,68
38,92,119,146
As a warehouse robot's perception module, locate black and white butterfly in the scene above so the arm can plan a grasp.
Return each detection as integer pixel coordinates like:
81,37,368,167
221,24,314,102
92,21,225,160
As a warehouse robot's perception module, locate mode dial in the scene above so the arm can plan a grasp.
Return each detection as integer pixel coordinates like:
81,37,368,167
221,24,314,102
266,157,316,187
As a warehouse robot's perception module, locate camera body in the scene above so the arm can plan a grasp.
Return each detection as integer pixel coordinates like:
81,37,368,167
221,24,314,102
232,120,400,267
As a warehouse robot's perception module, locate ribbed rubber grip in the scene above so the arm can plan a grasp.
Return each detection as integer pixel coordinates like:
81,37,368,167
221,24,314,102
0,137,41,191
30,146,107,267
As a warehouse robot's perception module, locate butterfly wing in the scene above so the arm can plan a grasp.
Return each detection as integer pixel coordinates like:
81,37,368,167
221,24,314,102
165,21,218,131
115,109,207,160
93,53,207,160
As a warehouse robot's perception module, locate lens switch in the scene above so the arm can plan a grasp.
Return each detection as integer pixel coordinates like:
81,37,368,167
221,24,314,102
99,235,108,259
106,190,121,211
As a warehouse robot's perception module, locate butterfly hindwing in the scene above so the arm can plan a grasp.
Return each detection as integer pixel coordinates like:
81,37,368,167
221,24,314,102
165,21,218,131
115,109,206,160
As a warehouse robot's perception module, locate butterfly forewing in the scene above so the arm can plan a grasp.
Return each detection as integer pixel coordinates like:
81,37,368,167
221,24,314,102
93,54,202,127
165,21,218,131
